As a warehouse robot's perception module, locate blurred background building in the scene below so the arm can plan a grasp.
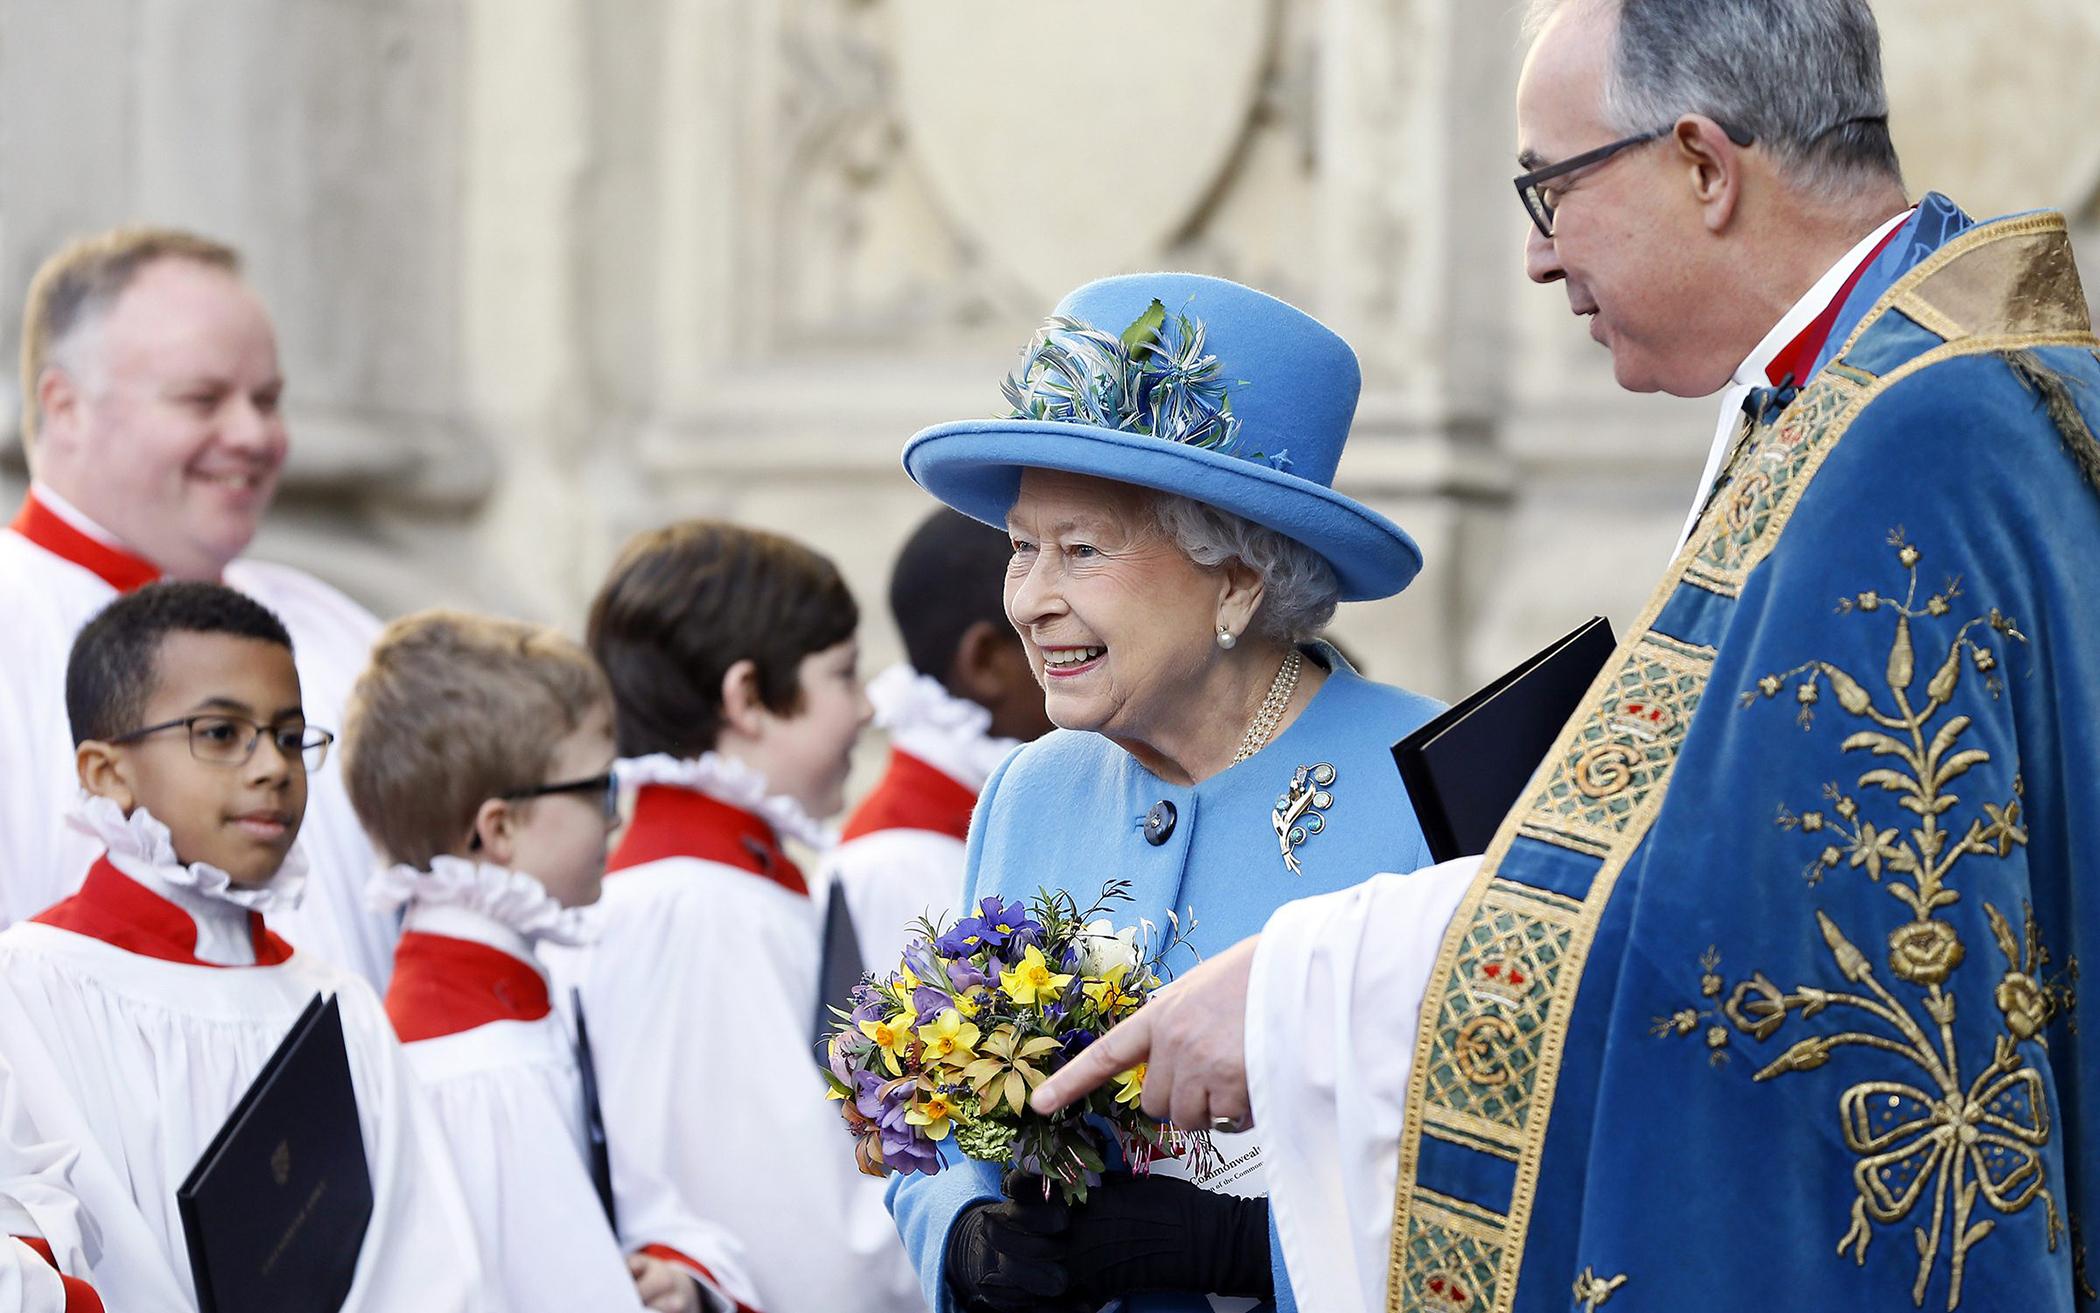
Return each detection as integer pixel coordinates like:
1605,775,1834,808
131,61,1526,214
2,0,2096,703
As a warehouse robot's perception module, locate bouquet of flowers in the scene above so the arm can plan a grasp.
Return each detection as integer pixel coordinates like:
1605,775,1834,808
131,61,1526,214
823,880,1204,1203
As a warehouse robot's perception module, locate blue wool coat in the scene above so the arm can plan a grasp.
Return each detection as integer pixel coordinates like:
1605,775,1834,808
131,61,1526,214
888,649,1442,1313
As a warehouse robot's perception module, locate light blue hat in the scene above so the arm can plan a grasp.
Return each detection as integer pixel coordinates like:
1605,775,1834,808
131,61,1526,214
902,273,1421,601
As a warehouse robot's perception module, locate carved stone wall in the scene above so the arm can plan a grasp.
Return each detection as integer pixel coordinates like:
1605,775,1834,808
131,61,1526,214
0,0,2094,705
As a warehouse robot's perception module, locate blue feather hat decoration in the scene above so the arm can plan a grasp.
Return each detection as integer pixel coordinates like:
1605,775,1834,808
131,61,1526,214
904,272,1422,601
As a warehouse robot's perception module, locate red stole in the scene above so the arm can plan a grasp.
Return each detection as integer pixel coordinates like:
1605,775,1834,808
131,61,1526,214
1764,218,1910,388
33,857,293,967
384,931,553,1043
838,748,976,844
607,786,808,896
6,491,161,593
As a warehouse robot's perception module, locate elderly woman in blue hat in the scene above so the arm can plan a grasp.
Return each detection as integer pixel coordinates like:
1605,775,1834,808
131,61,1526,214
888,273,1440,1313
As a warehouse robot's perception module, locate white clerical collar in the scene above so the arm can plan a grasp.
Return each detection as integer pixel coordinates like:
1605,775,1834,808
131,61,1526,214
67,795,309,967
866,664,1019,794
1679,206,1917,552
368,855,599,951
28,481,127,549
615,751,836,850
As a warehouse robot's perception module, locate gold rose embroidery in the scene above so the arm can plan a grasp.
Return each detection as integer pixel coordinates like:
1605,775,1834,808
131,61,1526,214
1661,533,2068,1310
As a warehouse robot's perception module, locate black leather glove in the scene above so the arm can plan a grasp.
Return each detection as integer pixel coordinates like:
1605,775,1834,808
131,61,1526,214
1064,1172,1274,1302
943,1173,1085,1313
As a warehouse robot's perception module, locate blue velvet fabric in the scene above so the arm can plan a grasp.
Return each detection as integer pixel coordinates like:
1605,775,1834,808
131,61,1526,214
1474,200,2100,1310
888,650,1442,1313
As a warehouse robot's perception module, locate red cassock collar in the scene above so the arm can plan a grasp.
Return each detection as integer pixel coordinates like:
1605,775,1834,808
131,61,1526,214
838,748,977,844
11,1237,104,1313
7,490,162,593
33,857,293,967
384,931,552,1043
607,786,808,896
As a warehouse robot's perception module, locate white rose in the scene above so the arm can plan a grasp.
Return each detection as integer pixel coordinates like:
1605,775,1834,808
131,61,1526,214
1075,919,1143,977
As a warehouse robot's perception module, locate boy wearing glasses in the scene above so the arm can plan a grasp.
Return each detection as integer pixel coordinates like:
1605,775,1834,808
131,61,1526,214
0,581,481,1310
342,610,759,1313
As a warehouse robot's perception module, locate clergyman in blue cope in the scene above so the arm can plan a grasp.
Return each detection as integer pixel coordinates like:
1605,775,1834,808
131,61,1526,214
891,272,1444,1313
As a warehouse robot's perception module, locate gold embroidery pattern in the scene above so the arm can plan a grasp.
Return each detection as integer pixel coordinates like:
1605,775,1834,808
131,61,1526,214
1418,885,1577,1136
1688,371,1862,590
1680,534,2061,1309
1523,639,1708,846
1403,1198,1507,1313
1571,1268,1627,1311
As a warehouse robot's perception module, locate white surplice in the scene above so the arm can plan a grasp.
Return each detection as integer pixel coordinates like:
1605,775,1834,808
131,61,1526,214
376,860,760,1313
547,755,927,1313
817,666,1014,974
0,485,398,989
0,804,483,1312
0,1047,99,1313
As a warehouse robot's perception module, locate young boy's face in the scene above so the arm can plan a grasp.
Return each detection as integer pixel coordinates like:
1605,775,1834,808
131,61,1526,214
509,703,618,909
756,637,872,820
84,631,308,886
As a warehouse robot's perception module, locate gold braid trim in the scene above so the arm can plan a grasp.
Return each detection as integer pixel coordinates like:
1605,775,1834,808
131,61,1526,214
1385,213,2098,1313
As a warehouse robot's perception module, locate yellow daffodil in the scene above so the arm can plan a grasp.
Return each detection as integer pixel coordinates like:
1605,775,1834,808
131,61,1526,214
918,1008,981,1068
905,1091,958,1141
1082,963,1139,1016
1112,1064,1146,1107
859,1013,915,1075
1000,944,1074,1007
952,986,987,1019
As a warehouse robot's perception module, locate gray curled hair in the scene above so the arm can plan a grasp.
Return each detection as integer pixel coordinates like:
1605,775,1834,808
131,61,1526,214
1149,492,1340,644
1526,0,1903,202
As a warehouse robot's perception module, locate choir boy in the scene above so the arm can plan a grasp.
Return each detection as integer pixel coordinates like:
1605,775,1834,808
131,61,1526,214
0,582,481,1310
343,610,761,1313
551,520,926,1313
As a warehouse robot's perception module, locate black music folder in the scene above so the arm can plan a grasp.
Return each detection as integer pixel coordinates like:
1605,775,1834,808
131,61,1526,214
177,992,373,1313
1393,616,1616,863
812,879,867,1061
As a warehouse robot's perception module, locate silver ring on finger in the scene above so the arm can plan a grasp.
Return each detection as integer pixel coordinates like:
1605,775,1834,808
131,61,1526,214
1208,1115,1248,1135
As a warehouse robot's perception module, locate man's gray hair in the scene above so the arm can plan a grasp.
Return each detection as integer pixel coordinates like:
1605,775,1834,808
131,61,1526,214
1149,492,1340,645
1526,0,1903,201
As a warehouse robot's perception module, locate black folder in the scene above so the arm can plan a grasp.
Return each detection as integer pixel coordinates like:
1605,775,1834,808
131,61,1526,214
1393,616,1617,864
812,880,867,1062
177,992,373,1313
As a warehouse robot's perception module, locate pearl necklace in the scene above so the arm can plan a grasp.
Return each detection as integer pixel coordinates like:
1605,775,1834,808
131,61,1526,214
1231,648,1303,766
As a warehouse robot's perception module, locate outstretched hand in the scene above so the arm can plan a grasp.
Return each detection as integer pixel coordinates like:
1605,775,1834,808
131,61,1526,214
1030,936,1259,1132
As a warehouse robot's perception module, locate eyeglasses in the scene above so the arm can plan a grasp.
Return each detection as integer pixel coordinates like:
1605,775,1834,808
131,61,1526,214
501,773,620,824
110,715,335,770
1516,120,1757,239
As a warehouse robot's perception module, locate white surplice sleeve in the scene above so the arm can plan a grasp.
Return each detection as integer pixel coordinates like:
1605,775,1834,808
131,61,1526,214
332,981,489,1312
1245,858,1478,1313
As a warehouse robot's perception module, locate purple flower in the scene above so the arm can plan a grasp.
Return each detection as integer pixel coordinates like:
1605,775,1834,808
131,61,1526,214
972,896,1040,951
912,985,953,1027
947,960,990,994
935,917,990,957
852,1069,892,1121
1058,1028,1097,1060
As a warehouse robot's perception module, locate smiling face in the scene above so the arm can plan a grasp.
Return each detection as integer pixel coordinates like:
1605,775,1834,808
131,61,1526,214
501,703,619,910
1517,2,1736,396
36,258,287,580
84,630,308,886
1003,469,1228,748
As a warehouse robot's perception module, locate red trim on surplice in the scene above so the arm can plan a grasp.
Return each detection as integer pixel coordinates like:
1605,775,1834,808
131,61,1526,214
12,1238,105,1313
838,749,976,844
384,930,552,1043
33,857,292,967
6,491,161,593
637,1243,764,1313
606,785,808,896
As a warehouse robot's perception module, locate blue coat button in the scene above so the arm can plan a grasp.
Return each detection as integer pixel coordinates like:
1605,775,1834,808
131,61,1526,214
1144,801,1177,846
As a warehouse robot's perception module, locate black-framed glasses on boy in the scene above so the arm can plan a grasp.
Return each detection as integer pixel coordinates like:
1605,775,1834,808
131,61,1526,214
501,773,620,824
109,715,335,771
1515,120,1757,239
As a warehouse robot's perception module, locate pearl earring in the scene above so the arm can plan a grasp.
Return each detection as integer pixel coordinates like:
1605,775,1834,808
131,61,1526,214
1216,625,1236,650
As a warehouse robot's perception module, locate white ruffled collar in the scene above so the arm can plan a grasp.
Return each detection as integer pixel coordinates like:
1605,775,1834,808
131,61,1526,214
615,752,834,850
68,793,308,915
367,855,600,949
867,664,1018,793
